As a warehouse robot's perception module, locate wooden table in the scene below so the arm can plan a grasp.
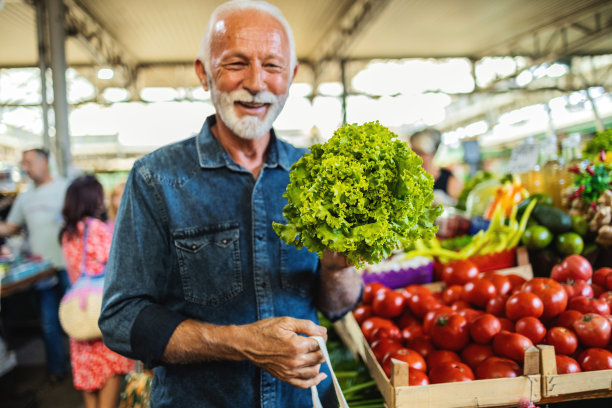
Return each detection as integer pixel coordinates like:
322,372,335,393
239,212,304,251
0,267,56,298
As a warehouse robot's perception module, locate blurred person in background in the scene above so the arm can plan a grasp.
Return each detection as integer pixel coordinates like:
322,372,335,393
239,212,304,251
410,128,463,206
0,148,70,383
60,175,134,408
99,1,362,407
106,182,125,231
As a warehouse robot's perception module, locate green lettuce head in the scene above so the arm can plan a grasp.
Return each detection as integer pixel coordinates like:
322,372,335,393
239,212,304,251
273,121,442,268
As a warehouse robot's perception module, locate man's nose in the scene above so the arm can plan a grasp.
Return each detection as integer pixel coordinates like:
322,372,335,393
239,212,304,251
243,64,264,94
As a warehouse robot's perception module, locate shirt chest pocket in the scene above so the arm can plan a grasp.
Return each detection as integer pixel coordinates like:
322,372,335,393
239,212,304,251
173,223,242,307
280,241,319,298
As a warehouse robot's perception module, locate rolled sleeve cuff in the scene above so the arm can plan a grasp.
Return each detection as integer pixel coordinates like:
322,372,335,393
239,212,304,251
130,304,188,367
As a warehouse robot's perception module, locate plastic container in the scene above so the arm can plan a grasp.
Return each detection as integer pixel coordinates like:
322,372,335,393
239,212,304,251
361,256,433,289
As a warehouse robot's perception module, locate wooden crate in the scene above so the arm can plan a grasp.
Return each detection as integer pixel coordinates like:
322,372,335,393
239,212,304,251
334,313,542,408
538,345,612,403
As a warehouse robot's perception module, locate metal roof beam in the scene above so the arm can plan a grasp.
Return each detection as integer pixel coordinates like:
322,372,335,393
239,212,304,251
308,0,391,98
62,0,138,94
476,1,612,91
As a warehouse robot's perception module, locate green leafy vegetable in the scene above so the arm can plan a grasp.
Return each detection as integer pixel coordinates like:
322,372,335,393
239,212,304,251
273,121,442,267
584,129,612,158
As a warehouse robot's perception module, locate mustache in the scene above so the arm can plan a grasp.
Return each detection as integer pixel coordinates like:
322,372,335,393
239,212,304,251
227,89,278,104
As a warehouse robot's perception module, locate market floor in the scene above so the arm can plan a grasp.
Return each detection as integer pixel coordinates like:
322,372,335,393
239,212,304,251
0,336,83,408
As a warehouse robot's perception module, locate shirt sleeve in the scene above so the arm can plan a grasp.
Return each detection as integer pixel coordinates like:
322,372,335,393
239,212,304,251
98,161,187,366
6,193,25,227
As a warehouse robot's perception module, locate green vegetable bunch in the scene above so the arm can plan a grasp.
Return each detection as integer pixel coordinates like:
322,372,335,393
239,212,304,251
273,121,442,267
584,129,612,158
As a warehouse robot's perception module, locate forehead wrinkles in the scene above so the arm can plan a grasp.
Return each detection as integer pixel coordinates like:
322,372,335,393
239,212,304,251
210,11,289,60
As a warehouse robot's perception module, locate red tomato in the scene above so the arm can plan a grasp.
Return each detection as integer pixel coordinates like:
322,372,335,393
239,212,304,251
371,339,403,363
408,369,429,386
475,356,521,379
352,305,372,325
522,278,568,319
579,348,612,371
422,306,453,335
553,255,593,282
599,291,612,313
568,296,610,316
554,310,584,330
592,267,612,287
507,274,527,290
396,309,419,329
457,308,484,324
499,317,515,332
433,260,445,282
363,282,389,305
469,313,502,344
401,325,425,343
562,280,594,300
450,300,471,311
515,316,547,344
550,263,566,282
493,331,534,363
408,293,441,318
555,354,581,374
384,348,426,372
486,295,508,317
429,362,474,384
442,285,464,305
407,337,435,359
361,317,400,343
462,278,497,309
427,349,461,370
372,290,406,318
607,273,612,291
572,313,612,348
371,325,402,342
431,312,469,351
401,284,432,300
461,343,494,370
505,291,544,321
545,327,578,355
591,283,606,298
441,259,479,286
487,274,512,296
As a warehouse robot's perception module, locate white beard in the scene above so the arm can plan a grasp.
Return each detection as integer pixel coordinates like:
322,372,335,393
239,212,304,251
209,81,288,140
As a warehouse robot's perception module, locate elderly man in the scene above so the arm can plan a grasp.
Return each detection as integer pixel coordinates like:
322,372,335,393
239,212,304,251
99,1,362,407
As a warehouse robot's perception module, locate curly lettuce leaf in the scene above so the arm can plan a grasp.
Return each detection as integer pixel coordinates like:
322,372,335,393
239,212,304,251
273,121,442,267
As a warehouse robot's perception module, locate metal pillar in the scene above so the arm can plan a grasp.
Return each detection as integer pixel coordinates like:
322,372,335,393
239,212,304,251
35,0,50,151
585,88,605,132
47,0,71,177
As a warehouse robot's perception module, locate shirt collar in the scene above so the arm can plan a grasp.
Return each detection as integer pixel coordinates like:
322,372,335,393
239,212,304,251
196,115,291,171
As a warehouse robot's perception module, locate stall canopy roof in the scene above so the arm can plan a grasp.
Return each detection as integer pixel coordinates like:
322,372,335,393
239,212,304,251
1,0,611,90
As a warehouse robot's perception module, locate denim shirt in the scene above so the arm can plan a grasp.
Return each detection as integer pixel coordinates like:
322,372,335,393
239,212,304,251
99,116,337,407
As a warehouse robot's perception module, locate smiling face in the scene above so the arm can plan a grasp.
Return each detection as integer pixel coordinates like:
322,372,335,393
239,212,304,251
196,9,296,140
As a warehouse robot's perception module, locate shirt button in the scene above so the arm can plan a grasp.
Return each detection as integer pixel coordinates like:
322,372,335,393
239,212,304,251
261,282,267,288
191,244,197,250
256,234,264,240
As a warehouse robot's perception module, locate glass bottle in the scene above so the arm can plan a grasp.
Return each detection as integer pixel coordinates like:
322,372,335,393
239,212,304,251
540,135,564,207
518,137,543,194
560,133,586,206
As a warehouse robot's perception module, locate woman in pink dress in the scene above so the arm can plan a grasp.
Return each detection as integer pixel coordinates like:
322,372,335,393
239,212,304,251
60,175,134,408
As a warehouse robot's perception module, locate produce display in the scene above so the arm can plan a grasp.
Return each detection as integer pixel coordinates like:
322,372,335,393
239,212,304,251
273,121,442,267
353,252,611,389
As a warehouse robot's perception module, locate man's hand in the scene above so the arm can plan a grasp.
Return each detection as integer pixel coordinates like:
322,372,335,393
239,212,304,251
240,317,328,389
320,250,352,273
317,251,363,320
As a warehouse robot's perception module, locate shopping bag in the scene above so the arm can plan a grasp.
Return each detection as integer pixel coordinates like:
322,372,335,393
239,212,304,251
311,336,349,408
58,219,105,340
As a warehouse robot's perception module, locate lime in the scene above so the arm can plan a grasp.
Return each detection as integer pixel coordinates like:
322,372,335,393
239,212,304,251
521,225,553,249
570,215,588,236
555,232,584,255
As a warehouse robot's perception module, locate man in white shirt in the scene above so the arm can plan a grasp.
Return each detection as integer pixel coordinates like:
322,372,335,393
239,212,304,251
0,148,69,382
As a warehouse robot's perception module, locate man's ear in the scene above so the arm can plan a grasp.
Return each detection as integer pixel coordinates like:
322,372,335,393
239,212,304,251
291,63,299,84
194,59,209,91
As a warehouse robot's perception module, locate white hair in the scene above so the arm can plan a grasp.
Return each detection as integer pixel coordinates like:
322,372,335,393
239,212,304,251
197,0,297,78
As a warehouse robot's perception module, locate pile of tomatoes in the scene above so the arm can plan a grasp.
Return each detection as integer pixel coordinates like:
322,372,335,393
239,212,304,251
353,255,612,385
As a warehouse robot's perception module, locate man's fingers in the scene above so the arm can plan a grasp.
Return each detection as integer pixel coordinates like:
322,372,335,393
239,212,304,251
286,318,327,339
289,372,327,389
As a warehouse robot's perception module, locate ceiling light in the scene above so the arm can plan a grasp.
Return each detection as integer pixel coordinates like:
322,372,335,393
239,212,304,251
97,68,114,80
